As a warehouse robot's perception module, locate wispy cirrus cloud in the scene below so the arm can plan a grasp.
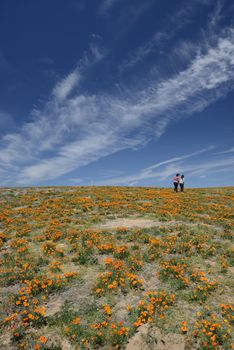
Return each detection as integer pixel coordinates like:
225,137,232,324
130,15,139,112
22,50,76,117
119,0,229,74
98,0,121,15
118,1,208,73
52,70,81,101
217,146,234,154
101,149,234,186
100,147,212,185
0,28,234,186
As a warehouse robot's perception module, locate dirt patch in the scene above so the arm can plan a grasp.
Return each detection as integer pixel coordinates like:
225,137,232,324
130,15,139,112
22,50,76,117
0,284,19,298
126,324,185,350
0,333,17,350
93,216,223,231
139,264,161,290
45,283,94,316
112,293,141,323
95,218,162,229
0,284,19,310
205,259,216,267
45,269,98,317
11,206,28,211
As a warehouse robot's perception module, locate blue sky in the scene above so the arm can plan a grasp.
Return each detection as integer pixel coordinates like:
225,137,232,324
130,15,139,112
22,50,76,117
0,0,234,187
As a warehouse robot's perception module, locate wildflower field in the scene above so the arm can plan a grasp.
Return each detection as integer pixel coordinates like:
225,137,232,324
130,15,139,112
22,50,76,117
0,186,233,350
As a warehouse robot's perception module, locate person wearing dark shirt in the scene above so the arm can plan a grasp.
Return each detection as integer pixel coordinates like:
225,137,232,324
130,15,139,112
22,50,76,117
172,174,180,192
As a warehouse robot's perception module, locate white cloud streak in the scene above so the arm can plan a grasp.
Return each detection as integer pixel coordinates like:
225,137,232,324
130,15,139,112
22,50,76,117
146,147,215,171
100,147,213,185
102,150,234,186
216,146,234,154
52,70,81,101
0,29,234,185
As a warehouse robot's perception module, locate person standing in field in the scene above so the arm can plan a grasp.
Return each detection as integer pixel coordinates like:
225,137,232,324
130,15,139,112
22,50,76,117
180,175,185,192
172,173,180,192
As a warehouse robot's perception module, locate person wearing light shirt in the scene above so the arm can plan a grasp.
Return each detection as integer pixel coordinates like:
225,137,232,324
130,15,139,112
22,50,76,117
179,175,185,192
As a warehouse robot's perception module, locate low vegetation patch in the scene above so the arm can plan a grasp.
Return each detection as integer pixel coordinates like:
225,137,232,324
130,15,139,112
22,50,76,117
0,186,233,349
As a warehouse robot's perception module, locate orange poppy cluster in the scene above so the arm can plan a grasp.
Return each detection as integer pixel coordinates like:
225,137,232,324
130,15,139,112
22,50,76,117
192,308,232,349
95,257,143,295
